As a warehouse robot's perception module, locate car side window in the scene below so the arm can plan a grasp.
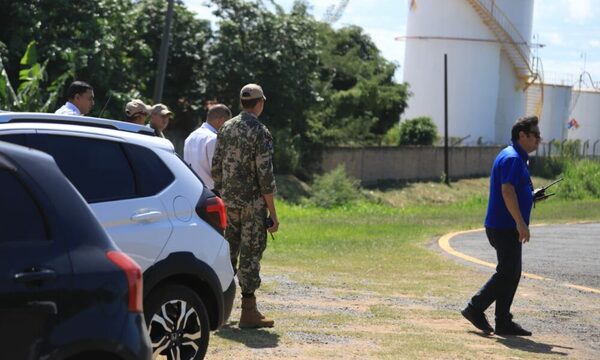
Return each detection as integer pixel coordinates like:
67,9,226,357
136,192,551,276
123,143,175,196
0,134,26,146
0,170,48,242
28,135,136,203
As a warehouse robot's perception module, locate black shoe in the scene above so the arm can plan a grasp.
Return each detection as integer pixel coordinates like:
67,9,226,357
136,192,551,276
461,305,494,334
495,321,532,336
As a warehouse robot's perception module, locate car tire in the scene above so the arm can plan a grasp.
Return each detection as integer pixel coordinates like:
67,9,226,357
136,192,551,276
145,284,210,360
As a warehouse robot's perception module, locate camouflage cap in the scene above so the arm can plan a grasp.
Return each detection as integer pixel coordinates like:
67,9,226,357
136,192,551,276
151,103,173,116
125,99,151,117
240,83,266,101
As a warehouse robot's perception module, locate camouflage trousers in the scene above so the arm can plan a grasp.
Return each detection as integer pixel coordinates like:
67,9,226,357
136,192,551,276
225,205,268,294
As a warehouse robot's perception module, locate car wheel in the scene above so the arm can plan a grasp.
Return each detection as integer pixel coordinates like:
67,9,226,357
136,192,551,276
145,284,210,360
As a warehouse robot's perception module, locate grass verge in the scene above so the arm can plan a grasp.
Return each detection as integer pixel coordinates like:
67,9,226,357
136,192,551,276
208,178,600,359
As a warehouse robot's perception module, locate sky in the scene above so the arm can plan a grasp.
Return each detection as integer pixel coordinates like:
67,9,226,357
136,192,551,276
183,0,600,88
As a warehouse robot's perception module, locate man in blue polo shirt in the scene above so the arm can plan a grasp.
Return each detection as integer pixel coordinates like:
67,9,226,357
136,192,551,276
462,115,541,336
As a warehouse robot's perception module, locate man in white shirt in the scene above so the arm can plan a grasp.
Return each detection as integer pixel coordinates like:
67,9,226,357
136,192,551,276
55,81,94,116
184,104,231,190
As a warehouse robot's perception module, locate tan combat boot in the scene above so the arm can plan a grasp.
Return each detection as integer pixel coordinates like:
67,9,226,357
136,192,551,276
239,296,274,328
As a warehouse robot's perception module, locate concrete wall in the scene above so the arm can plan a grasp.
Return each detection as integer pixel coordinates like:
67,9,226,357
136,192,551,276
321,146,503,184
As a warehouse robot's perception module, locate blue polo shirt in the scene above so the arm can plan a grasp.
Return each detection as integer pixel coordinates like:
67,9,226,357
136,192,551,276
484,141,534,229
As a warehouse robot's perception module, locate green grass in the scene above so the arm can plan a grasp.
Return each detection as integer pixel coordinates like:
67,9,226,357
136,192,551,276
267,186,600,300
210,177,600,359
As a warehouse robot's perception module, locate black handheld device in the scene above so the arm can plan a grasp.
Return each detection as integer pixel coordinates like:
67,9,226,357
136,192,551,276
534,177,564,202
265,217,275,240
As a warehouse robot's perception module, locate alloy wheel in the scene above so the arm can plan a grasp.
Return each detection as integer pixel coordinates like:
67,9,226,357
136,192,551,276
149,299,202,360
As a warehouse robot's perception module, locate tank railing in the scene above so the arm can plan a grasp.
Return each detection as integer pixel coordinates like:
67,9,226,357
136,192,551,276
470,0,533,77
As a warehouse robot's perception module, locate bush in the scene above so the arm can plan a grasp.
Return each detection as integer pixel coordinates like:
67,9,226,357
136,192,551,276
273,128,302,175
307,165,363,208
530,157,569,178
530,140,584,178
399,117,438,145
382,123,400,146
556,160,600,200
274,174,311,204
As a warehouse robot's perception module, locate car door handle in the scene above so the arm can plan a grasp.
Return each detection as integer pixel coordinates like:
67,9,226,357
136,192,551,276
14,268,56,283
131,210,163,224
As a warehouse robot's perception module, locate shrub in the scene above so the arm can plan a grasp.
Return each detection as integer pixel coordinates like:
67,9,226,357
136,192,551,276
307,165,363,208
556,160,600,200
273,128,302,175
530,156,569,178
561,139,582,158
530,140,585,178
399,116,438,145
382,123,400,146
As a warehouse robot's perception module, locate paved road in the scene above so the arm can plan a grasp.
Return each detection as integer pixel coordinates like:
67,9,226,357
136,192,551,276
448,223,600,291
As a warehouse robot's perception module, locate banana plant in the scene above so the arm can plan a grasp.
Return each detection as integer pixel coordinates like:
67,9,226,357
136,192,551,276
0,41,74,112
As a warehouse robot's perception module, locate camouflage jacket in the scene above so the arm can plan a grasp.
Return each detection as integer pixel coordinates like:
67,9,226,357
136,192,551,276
212,111,277,208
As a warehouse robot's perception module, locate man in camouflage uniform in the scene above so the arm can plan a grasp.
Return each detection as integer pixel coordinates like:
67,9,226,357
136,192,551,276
212,83,279,328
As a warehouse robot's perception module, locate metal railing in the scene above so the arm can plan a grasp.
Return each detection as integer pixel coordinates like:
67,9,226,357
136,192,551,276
469,0,533,77
536,139,600,158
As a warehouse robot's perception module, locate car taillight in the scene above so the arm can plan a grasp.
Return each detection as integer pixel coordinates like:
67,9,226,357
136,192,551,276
106,251,143,313
199,196,227,232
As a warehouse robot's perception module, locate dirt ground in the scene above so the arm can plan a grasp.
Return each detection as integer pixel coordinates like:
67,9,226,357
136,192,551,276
206,264,600,359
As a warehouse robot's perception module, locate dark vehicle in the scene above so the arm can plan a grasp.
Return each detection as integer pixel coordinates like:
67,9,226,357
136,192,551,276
0,141,151,360
0,113,236,360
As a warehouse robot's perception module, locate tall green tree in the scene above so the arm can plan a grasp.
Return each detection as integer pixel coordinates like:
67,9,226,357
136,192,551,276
0,0,211,121
311,24,409,145
206,0,321,174
0,0,149,117
0,0,411,177
132,0,212,132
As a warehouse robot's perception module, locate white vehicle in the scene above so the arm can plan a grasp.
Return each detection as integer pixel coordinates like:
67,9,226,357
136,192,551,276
0,112,235,360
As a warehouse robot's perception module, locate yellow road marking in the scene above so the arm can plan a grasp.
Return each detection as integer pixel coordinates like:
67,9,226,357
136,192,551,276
564,283,600,295
438,228,600,294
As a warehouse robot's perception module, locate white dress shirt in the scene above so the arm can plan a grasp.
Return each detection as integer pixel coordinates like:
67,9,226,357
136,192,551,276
55,101,81,116
184,122,218,189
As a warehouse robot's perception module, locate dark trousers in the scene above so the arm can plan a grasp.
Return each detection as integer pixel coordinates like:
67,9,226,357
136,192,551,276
469,227,522,324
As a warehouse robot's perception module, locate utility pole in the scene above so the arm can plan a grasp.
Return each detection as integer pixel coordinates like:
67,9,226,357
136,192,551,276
444,53,450,186
153,0,175,104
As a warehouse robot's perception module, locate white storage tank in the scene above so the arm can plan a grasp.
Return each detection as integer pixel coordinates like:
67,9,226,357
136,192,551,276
527,83,571,142
567,90,600,153
402,0,535,144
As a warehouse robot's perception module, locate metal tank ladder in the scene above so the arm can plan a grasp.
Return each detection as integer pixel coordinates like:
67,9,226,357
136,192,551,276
525,83,543,118
465,0,533,81
466,0,542,116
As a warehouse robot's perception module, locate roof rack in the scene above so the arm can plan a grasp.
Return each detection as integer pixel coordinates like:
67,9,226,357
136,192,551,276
0,112,156,136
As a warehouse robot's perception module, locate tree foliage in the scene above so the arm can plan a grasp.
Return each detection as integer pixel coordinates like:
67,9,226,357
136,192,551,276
310,24,409,146
0,0,410,177
0,0,211,120
399,117,438,145
0,41,74,112
132,0,212,131
206,0,321,174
